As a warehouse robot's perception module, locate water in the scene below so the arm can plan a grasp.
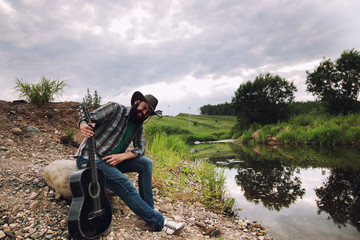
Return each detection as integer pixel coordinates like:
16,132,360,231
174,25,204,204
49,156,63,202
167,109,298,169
194,143,360,240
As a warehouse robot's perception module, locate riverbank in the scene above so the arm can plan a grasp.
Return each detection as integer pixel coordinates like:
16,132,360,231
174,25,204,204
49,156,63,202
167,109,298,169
0,101,272,239
239,113,360,147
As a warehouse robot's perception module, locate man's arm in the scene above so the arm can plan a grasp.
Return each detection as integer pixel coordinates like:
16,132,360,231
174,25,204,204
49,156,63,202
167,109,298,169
102,152,136,166
130,126,146,157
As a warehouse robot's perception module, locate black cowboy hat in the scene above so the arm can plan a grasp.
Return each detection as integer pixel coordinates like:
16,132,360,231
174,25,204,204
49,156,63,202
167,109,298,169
131,91,162,117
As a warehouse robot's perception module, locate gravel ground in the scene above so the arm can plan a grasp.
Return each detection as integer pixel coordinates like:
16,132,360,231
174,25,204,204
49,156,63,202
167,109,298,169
0,100,273,240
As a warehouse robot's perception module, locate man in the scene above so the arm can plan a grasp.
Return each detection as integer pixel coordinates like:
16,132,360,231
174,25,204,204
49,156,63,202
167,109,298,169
74,91,185,235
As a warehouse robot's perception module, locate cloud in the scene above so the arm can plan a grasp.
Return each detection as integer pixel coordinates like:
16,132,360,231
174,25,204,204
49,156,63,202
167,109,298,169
1,0,360,115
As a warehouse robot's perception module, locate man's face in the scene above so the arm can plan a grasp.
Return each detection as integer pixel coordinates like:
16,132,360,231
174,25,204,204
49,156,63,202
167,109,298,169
136,101,153,119
130,101,153,124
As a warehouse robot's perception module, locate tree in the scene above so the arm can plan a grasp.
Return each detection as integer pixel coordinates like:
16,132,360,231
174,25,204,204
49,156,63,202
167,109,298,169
92,90,102,108
200,102,234,115
306,49,360,115
82,88,102,109
232,73,297,131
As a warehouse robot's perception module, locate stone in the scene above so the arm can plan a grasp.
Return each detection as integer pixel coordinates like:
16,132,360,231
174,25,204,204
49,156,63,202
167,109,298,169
29,201,40,211
43,160,78,200
11,128,22,135
5,138,15,146
0,230,5,239
26,126,41,133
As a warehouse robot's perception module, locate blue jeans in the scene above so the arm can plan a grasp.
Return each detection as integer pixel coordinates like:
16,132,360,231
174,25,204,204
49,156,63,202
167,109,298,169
76,156,165,231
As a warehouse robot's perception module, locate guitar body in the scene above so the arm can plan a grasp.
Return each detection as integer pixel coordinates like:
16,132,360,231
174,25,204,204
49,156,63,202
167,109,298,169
68,167,112,239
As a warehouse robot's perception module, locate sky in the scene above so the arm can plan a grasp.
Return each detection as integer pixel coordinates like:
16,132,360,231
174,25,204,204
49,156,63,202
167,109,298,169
1,0,359,115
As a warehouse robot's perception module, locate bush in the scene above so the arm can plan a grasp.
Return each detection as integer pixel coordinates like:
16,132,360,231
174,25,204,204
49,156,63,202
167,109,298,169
14,76,67,103
240,129,254,145
346,126,360,145
308,124,343,146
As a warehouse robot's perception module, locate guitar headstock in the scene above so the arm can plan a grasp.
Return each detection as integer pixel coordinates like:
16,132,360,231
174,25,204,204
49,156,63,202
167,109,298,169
79,104,93,125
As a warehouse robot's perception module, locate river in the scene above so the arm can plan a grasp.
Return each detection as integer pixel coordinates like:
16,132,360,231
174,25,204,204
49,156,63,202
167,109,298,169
191,143,360,240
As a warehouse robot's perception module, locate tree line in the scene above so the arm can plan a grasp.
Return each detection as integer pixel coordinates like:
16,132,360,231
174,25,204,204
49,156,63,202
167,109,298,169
200,49,360,132
200,102,235,116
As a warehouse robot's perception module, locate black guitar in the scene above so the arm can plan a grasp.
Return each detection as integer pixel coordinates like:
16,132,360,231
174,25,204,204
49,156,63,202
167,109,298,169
68,104,112,239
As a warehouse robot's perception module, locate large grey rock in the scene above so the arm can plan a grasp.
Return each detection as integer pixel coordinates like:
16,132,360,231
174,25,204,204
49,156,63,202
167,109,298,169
44,160,78,200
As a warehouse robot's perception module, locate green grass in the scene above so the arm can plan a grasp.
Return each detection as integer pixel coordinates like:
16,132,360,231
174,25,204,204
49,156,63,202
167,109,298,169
146,114,236,144
145,132,234,212
14,76,67,103
145,114,237,213
240,113,360,146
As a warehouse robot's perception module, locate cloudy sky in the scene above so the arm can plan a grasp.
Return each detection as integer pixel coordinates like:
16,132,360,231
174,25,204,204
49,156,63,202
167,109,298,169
1,0,359,115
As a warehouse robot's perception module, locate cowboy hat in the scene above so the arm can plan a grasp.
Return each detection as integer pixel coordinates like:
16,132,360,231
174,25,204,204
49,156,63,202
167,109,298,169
131,91,162,117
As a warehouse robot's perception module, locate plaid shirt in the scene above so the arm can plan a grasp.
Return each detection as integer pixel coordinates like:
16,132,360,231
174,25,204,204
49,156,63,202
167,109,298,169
74,102,145,160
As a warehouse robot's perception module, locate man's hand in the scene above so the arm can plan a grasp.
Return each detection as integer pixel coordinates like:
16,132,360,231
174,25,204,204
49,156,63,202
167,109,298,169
80,122,95,138
103,152,136,166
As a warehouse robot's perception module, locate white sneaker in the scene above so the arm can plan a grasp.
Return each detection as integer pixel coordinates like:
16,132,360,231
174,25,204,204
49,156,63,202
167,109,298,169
163,218,186,235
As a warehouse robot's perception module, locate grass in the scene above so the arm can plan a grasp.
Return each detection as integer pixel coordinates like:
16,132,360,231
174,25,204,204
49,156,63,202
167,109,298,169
145,114,237,212
14,76,67,104
146,114,236,144
240,113,360,146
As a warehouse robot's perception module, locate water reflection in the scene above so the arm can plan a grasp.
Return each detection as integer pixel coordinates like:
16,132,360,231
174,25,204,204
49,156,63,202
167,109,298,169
236,162,305,211
199,143,360,238
315,167,360,231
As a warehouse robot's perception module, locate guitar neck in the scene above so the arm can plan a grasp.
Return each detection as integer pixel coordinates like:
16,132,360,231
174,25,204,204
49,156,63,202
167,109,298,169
79,104,99,184
87,136,98,184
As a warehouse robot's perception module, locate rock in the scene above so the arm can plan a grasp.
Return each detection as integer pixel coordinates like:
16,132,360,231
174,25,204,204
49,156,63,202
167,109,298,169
29,191,38,199
26,126,41,133
3,230,14,238
5,138,15,146
11,128,22,135
29,201,40,211
0,147,7,151
43,160,78,200
0,230,5,239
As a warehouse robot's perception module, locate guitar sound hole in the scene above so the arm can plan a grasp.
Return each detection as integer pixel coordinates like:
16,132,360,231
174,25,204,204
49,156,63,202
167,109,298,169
88,182,100,199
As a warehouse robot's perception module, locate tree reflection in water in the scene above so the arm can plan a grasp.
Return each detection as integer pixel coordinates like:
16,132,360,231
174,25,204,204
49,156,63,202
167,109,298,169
315,167,360,230
235,159,305,211
203,143,360,237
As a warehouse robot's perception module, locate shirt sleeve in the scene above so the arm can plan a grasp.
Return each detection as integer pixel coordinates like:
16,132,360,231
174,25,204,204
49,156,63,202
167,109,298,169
90,102,120,125
77,102,119,127
130,125,146,157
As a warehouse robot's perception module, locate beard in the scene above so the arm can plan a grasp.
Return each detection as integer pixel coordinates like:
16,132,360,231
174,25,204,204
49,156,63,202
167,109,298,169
129,102,147,124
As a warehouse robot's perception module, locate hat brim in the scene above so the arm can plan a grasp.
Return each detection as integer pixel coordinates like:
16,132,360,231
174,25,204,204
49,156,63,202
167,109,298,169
131,91,161,117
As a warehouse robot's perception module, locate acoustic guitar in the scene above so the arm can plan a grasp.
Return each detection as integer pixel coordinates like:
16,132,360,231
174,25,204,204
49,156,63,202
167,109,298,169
68,104,112,239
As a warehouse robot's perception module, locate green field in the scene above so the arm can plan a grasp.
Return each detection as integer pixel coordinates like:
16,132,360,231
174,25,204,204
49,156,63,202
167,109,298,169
146,113,237,144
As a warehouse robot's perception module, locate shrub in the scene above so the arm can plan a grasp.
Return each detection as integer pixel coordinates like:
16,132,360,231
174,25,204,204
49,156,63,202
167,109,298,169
14,76,67,103
307,124,343,146
240,129,254,145
346,126,360,145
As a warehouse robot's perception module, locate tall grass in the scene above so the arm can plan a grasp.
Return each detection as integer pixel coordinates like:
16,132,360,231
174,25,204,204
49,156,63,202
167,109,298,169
14,76,67,103
145,129,234,212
